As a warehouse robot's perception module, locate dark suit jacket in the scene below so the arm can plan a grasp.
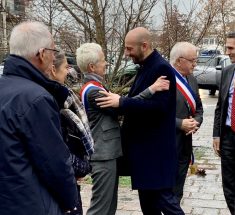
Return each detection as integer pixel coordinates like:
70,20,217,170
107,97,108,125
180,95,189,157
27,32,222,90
213,64,235,139
176,74,203,160
119,50,177,190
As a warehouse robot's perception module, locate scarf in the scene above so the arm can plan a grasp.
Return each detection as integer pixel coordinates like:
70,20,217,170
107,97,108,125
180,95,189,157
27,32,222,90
174,69,197,115
80,80,106,110
60,89,94,156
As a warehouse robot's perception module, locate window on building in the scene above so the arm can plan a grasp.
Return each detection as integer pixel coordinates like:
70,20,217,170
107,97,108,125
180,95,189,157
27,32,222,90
203,39,209,45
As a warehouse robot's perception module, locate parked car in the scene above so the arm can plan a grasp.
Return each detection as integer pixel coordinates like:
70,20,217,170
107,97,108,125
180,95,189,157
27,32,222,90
193,55,231,95
105,60,138,94
0,63,4,75
113,61,138,86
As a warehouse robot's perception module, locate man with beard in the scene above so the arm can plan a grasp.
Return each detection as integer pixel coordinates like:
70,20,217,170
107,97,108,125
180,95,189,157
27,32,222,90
96,27,184,215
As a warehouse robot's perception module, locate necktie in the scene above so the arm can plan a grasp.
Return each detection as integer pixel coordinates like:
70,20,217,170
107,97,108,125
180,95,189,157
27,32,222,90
231,85,235,132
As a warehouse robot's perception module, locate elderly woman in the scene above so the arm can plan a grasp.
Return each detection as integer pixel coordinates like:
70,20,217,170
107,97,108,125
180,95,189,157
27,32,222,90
77,43,122,215
77,42,171,215
48,50,94,215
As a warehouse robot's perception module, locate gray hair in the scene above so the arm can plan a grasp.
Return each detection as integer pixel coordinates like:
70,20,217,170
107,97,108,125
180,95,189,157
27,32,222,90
9,21,52,59
76,43,102,73
170,42,197,65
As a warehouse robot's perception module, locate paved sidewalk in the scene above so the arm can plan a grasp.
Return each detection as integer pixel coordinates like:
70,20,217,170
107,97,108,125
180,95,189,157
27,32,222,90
80,90,230,215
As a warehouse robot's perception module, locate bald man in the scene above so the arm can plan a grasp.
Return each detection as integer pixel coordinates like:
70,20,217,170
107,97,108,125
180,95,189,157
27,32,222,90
96,27,185,214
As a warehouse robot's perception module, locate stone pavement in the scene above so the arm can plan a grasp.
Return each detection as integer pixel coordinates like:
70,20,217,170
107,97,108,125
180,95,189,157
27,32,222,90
80,90,230,215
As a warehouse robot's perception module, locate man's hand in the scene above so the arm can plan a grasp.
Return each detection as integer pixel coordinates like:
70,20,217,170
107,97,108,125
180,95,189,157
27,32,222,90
149,76,170,93
181,117,200,135
96,91,120,108
213,138,220,157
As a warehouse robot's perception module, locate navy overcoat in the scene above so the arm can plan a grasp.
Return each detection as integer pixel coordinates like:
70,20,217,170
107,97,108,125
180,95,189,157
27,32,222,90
0,55,78,215
119,50,177,190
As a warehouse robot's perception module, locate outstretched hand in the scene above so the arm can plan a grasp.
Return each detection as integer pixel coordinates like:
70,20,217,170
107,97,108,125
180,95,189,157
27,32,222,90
149,76,170,93
96,91,120,108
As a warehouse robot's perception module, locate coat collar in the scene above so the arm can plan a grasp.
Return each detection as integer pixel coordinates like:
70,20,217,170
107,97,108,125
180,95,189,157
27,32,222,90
83,72,103,83
3,54,69,109
140,49,160,67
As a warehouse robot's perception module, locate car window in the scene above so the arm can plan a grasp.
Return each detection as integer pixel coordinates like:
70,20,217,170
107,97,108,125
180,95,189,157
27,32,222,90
197,57,216,67
224,58,232,67
217,57,231,68
215,57,222,66
0,64,4,75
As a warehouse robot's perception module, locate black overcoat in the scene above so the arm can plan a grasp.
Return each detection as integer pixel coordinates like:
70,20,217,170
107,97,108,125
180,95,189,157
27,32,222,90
0,55,78,215
119,50,177,190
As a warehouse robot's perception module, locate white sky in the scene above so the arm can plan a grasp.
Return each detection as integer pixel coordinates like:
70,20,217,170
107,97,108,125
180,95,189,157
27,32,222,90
151,0,200,28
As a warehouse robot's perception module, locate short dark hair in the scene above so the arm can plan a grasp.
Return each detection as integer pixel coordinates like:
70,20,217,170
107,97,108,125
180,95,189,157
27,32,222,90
227,32,235,38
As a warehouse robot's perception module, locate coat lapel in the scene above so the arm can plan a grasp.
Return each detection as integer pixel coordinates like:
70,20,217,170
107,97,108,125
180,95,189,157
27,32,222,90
223,65,235,97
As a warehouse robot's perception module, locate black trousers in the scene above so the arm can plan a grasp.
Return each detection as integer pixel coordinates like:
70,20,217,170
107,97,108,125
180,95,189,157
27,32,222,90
173,157,191,203
174,136,192,203
221,126,235,215
138,189,185,215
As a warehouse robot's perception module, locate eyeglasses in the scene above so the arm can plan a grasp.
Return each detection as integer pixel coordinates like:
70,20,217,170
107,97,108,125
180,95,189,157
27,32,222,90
36,48,59,56
44,48,59,53
179,57,198,64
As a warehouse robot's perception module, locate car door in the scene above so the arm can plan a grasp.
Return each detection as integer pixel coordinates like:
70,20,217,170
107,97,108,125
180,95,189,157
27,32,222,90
215,57,231,89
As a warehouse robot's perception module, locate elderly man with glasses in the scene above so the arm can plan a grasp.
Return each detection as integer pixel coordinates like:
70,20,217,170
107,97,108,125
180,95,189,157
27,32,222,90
169,42,203,202
0,21,79,215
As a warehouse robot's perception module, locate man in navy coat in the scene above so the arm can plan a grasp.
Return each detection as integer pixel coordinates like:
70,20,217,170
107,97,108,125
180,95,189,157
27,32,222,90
96,27,184,214
0,21,78,215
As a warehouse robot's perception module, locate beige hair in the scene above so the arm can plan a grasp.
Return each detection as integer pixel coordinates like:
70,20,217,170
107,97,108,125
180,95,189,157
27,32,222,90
170,42,198,65
76,43,102,73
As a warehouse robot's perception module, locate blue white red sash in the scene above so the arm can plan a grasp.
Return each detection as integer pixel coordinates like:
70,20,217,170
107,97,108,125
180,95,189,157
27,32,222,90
80,81,106,111
174,70,197,115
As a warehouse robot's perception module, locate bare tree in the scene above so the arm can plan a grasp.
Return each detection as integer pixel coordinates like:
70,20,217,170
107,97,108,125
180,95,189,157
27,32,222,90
208,0,235,52
0,0,31,61
155,0,235,58
56,0,160,89
28,0,83,54
155,1,193,59
193,0,221,46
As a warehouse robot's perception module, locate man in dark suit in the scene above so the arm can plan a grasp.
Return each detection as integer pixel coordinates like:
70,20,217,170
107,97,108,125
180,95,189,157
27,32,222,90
213,32,235,214
96,27,184,215
169,42,203,202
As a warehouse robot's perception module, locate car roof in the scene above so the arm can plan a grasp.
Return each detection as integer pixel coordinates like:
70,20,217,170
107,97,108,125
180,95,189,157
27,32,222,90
198,54,229,59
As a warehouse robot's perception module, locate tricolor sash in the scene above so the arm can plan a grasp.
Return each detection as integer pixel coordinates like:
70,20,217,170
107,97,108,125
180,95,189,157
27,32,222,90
80,81,106,111
174,70,197,115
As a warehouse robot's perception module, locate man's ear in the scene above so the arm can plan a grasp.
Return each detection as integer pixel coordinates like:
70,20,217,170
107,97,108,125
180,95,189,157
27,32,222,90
51,65,57,78
87,63,95,73
176,58,181,67
47,65,56,79
37,48,45,62
141,42,148,52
